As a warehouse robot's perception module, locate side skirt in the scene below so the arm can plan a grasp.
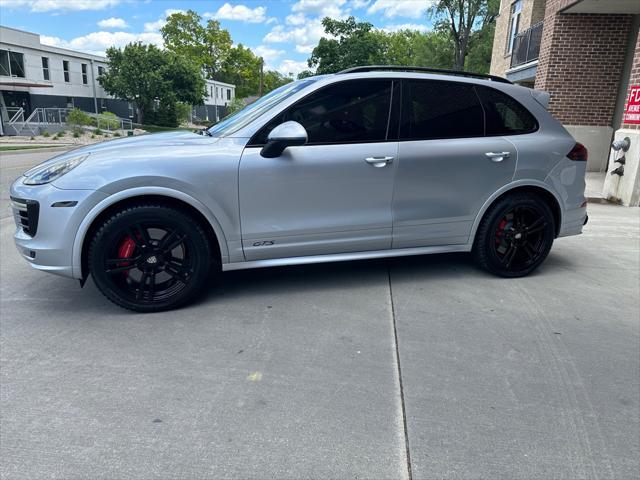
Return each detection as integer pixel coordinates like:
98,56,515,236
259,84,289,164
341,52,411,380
222,244,472,271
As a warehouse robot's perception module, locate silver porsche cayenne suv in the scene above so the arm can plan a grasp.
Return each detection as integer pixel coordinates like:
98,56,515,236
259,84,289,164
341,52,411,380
10,66,588,312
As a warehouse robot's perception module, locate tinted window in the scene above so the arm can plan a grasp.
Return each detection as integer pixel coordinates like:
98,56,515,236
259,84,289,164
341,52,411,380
400,80,484,141
477,86,538,135
208,79,316,137
252,79,393,145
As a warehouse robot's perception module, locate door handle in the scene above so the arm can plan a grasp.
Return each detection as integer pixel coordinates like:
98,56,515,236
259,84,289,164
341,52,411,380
485,151,511,162
364,156,394,168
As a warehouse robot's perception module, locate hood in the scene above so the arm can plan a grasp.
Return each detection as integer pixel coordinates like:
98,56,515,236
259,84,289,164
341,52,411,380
20,130,238,190
63,130,219,155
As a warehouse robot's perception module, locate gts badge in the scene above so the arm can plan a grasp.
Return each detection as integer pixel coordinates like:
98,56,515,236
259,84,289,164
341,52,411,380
252,241,275,247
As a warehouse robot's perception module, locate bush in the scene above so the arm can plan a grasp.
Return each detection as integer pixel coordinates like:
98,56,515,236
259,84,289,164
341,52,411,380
175,102,191,125
95,111,120,130
145,102,179,128
73,130,81,138
66,108,92,127
95,128,103,136
225,97,245,116
30,136,35,141
42,131,50,137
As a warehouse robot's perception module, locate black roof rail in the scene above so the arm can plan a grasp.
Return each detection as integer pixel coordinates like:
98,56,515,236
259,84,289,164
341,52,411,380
337,65,513,84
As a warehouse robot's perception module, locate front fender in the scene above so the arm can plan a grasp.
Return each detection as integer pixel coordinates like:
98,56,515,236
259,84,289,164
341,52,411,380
71,186,233,279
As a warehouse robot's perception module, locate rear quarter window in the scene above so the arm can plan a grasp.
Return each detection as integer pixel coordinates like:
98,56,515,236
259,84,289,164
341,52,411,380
476,86,538,135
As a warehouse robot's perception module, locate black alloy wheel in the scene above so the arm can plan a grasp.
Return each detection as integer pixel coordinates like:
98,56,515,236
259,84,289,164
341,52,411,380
474,193,555,277
89,204,213,312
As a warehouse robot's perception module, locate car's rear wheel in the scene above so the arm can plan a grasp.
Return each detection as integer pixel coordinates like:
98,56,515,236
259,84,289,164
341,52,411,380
473,193,555,277
89,204,213,312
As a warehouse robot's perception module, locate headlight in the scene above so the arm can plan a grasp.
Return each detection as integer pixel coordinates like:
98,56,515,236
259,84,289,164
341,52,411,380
23,154,88,185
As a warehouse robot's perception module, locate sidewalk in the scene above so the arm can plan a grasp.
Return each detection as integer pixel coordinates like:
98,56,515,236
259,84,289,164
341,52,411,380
586,171,606,202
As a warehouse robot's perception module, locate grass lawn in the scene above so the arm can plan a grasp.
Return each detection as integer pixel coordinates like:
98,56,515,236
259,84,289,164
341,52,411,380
0,145,67,152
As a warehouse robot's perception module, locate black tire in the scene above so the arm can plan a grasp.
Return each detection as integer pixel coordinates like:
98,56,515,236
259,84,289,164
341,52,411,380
473,193,555,278
89,204,214,312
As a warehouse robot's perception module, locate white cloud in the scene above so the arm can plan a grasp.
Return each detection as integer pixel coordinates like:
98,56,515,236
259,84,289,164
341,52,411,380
143,9,184,33
0,0,121,12
351,0,371,8
263,18,327,55
276,59,309,77
285,13,307,26
252,45,284,64
41,31,163,57
381,23,429,33
291,0,347,18
367,0,432,19
205,3,267,23
97,17,128,29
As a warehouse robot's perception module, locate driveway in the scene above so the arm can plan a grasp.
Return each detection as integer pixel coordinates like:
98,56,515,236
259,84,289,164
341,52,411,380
1,151,639,479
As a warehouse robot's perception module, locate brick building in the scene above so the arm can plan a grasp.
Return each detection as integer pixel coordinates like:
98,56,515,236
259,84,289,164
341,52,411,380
490,0,640,205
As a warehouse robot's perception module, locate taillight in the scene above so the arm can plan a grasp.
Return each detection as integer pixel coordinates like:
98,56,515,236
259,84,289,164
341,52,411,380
567,142,588,162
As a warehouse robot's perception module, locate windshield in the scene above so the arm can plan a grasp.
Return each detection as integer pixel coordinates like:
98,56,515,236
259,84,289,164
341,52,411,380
207,79,318,137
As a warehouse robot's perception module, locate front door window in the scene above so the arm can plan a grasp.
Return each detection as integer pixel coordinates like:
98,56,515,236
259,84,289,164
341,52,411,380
251,79,394,146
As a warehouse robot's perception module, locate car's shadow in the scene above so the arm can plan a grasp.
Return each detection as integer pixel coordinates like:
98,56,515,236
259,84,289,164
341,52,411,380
41,250,576,316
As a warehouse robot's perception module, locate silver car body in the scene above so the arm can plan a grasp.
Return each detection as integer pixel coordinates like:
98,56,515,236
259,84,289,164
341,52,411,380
10,71,587,279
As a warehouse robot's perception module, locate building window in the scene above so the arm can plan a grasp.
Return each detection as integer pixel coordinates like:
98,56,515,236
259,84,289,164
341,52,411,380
100,98,106,111
128,102,134,118
66,97,74,108
0,50,25,78
216,87,220,99
227,89,231,100
81,63,88,84
98,66,104,76
210,85,214,98
42,57,50,80
507,0,522,54
63,60,70,82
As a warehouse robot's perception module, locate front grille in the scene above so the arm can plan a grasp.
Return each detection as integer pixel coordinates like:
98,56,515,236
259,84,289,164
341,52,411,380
10,196,39,237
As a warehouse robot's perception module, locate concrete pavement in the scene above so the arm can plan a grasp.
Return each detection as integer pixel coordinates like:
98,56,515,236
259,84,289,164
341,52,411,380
1,151,639,479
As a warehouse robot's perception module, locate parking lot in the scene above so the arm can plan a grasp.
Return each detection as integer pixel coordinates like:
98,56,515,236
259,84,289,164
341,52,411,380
1,151,639,479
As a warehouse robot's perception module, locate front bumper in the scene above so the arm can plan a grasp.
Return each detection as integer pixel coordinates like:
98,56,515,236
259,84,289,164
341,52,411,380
10,178,108,279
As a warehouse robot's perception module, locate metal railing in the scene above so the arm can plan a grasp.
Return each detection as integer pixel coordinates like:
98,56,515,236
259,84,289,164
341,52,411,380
1,106,133,134
510,21,544,68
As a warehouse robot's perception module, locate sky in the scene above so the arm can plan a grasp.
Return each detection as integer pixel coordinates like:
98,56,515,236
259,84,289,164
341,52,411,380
0,0,436,77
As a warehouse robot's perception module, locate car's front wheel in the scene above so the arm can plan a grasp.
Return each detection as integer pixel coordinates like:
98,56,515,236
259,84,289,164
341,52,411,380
473,193,555,277
89,204,213,312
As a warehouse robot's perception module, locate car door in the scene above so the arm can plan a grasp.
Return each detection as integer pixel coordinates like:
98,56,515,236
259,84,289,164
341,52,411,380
239,79,399,261
392,79,518,249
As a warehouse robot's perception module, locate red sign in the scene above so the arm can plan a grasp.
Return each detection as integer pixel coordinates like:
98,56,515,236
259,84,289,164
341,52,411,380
624,85,640,125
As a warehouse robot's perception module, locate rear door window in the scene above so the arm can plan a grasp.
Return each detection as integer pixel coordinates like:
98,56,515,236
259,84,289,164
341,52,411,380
251,79,394,145
476,86,538,135
400,80,484,141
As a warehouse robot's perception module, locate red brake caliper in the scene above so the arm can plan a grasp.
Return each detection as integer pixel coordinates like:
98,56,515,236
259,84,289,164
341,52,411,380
495,219,508,245
117,236,137,277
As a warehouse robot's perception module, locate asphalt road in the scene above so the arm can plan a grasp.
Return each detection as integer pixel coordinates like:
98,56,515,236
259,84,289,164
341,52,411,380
1,151,639,479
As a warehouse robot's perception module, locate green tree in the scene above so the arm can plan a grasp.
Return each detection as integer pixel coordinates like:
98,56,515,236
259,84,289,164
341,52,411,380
263,70,292,92
308,17,387,74
305,18,456,74
161,10,232,79
218,44,261,98
463,0,500,74
430,0,498,70
99,43,205,124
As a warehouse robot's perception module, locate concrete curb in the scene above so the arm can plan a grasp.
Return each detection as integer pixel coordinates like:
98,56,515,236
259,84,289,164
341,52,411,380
586,196,615,204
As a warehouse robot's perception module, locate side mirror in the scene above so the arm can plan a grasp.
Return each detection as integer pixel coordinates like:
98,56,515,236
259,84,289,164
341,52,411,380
261,121,308,158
